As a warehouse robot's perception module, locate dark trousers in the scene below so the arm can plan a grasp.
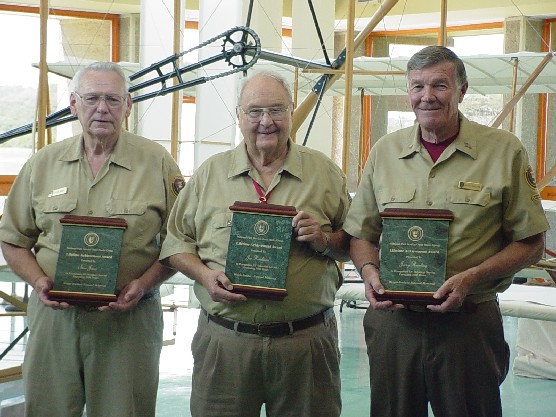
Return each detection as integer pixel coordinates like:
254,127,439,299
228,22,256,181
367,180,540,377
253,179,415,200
364,300,510,417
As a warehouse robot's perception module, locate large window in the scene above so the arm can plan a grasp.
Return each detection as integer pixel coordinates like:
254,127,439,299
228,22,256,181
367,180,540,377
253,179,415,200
0,7,118,176
0,12,64,174
385,33,505,134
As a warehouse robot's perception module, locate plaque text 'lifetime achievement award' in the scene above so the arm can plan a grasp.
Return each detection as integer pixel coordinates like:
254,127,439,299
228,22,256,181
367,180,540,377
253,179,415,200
376,208,454,306
48,215,127,306
225,201,297,301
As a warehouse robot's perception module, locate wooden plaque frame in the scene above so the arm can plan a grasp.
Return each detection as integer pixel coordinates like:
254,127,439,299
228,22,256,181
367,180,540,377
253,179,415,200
48,215,127,307
377,208,454,306
225,201,297,301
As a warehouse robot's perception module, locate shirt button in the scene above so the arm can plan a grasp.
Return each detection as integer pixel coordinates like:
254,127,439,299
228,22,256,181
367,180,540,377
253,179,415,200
426,201,433,206
390,197,396,201
465,197,471,202
53,206,58,210
88,210,93,215
124,209,129,214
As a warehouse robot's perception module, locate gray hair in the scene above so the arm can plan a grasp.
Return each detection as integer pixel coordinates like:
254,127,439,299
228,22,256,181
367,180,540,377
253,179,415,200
407,46,468,87
238,70,293,104
72,61,130,93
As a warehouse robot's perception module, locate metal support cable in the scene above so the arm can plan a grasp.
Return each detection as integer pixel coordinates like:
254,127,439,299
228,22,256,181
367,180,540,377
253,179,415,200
307,0,332,66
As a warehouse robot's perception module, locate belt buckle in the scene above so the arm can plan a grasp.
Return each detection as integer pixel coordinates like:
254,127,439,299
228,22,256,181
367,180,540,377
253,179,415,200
256,322,287,337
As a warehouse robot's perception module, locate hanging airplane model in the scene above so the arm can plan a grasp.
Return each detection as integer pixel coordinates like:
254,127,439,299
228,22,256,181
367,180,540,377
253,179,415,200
0,26,262,144
1,0,554,164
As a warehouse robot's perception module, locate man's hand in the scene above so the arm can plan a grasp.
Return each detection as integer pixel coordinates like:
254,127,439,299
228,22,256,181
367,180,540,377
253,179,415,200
34,276,71,310
292,210,325,250
201,269,247,304
99,279,148,312
362,265,404,311
427,272,473,312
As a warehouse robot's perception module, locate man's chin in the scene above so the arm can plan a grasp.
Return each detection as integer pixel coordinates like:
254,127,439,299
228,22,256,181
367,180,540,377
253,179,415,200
416,117,443,130
256,134,279,145
89,127,116,139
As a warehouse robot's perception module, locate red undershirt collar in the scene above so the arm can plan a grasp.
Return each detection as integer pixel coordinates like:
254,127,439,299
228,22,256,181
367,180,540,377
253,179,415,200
420,132,458,162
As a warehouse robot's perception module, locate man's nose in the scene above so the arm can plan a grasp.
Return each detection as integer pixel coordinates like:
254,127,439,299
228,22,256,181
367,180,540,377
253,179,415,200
259,111,274,124
421,86,436,102
95,97,110,111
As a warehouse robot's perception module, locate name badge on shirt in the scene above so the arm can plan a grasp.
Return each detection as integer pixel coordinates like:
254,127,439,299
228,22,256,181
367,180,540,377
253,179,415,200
458,181,482,191
48,187,68,197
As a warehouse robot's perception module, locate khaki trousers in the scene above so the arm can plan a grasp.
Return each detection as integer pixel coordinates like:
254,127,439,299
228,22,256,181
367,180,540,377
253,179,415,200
190,309,341,417
23,291,164,417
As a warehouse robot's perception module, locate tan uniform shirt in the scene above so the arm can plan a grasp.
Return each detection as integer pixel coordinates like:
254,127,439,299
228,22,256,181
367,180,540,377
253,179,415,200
160,139,350,322
0,130,183,290
343,114,549,298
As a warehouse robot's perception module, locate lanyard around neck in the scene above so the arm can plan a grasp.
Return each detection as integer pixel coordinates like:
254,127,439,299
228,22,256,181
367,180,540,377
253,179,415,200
252,179,272,204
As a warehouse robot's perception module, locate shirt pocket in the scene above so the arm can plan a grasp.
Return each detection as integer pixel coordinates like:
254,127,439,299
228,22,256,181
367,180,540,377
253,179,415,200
36,196,78,244
106,199,147,217
449,188,491,207
210,211,233,260
377,187,416,208
40,196,78,214
448,188,491,237
106,200,149,248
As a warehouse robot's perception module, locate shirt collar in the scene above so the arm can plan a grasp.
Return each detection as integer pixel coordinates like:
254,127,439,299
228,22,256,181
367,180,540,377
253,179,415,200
398,123,422,159
59,135,83,162
398,113,477,160
452,114,478,159
228,138,303,180
58,129,133,170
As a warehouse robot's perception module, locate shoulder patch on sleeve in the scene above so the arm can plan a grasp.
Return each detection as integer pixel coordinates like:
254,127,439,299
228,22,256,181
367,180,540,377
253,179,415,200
531,194,542,202
171,175,185,196
525,165,542,201
525,165,538,190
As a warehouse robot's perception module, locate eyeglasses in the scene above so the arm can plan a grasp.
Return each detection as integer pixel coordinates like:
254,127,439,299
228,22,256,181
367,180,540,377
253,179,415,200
74,92,127,109
239,106,291,122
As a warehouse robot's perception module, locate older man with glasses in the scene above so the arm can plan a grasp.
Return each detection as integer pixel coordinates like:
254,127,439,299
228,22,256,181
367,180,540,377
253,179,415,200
160,70,351,417
0,61,184,417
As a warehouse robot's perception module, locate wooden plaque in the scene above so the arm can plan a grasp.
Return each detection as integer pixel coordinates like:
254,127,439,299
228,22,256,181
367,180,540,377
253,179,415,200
225,201,297,301
48,215,127,307
376,208,454,306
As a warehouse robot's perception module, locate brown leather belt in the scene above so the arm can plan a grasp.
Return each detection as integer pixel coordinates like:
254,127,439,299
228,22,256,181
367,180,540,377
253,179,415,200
204,308,333,337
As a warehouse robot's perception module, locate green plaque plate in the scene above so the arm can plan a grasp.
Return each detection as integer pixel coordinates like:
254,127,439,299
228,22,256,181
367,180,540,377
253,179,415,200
376,208,453,306
225,201,297,301
48,215,127,306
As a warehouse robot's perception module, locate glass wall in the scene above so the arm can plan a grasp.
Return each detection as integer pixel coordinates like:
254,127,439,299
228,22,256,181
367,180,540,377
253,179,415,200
386,33,505,134
0,12,64,174
0,9,117,176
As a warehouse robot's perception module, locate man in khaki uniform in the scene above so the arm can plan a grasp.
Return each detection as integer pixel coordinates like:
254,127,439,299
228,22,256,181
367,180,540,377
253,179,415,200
344,46,549,417
160,70,351,417
0,62,183,417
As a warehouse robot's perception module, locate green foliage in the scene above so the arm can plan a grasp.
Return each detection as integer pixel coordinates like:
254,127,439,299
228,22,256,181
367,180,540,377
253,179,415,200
460,94,503,126
0,85,37,148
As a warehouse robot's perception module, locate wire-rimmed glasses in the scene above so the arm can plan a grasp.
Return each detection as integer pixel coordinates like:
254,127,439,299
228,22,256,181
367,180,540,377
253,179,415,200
74,92,127,109
238,106,291,123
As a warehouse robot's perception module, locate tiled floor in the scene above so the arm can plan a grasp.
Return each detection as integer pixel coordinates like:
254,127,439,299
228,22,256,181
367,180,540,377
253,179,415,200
157,301,556,417
1,293,555,416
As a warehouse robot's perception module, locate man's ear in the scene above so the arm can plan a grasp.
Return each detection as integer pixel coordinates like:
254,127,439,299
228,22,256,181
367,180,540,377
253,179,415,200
125,94,132,118
459,82,468,103
69,92,78,116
